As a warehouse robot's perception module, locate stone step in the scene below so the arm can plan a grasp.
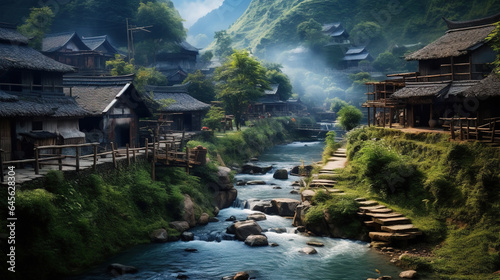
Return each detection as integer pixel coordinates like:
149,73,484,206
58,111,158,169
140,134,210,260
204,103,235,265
364,212,404,219
333,153,347,158
311,179,337,183
373,217,411,226
355,197,367,202
369,232,414,242
324,188,343,194
357,200,379,207
359,205,386,211
365,208,393,214
364,221,378,227
310,182,336,188
381,224,418,233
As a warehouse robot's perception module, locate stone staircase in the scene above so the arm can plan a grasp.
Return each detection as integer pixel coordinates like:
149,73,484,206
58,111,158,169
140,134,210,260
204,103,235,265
356,199,422,246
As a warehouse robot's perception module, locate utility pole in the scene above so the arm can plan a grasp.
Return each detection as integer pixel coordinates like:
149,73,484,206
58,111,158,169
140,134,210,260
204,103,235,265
126,18,152,63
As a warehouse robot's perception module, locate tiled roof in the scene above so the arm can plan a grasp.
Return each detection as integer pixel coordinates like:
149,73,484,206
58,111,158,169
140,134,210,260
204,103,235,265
0,93,89,118
81,35,120,54
63,75,135,87
0,26,29,45
42,32,90,53
392,82,451,98
147,84,210,112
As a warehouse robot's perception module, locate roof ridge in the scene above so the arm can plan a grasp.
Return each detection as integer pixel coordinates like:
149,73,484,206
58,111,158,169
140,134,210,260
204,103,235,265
444,12,500,30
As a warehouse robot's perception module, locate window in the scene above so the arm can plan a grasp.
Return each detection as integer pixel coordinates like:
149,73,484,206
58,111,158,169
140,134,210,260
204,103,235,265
32,121,43,131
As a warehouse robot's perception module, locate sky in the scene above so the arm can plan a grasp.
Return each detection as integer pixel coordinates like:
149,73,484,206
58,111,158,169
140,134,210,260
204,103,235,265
172,0,225,28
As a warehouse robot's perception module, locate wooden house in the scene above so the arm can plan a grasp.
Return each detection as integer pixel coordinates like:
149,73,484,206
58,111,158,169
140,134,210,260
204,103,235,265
63,75,151,148
363,13,499,129
322,23,350,45
342,46,373,68
43,32,120,75
146,83,210,131
0,24,88,161
155,41,200,85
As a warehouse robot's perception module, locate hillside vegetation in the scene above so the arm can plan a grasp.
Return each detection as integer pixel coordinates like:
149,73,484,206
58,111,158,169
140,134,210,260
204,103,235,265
227,0,500,58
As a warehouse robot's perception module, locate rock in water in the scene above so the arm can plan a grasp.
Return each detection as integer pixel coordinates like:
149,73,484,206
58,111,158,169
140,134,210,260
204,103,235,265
233,220,263,241
273,169,288,179
244,235,269,247
150,228,168,243
170,221,190,233
399,270,417,279
107,263,138,276
234,271,250,280
306,241,325,247
301,190,316,202
271,198,301,217
301,247,318,255
247,213,267,221
183,195,196,227
181,231,195,241
198,213,209,225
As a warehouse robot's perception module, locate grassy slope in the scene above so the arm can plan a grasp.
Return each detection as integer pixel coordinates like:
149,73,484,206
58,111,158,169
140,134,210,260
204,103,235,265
227,0,500,57
335,127,500,279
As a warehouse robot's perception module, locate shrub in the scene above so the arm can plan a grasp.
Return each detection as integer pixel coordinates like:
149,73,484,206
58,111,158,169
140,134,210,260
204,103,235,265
338,105,363,131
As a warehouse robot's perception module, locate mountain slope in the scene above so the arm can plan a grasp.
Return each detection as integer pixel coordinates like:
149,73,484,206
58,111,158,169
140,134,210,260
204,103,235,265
187,0,252,48
226,0,500,59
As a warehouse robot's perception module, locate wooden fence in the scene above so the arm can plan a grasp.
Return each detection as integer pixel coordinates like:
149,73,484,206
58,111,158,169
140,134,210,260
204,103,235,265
441,117,500,142
0,136,206,183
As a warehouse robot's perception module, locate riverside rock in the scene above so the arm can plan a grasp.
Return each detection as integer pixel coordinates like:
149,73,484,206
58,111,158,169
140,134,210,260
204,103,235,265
301,190,316,202
170,221,190,233
233,220,263,241
198,213,210,225
150,228,168,243
234,271,250,280
183,195,196,227
209,167,238,209
241,164,272,174
301,247,318,255
273,169,288,179
272,198,301,217
244,235,269,247
399,270,417,279
181,232,194,241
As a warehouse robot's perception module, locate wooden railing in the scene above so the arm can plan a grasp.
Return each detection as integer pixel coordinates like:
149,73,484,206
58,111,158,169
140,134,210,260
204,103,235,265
0,136,207,183
440,117,500,142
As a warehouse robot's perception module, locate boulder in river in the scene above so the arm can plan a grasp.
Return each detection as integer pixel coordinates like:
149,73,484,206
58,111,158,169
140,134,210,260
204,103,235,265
233,220,263,241
150,228,168,243
107,263,138,276
271,198,301,217
181,231,194,241
273,169,289,179
244,234,269,247
246,180,267,185
169,221,190,233
247,212,267,221
241,164,272,174
290,165,314,176
301,247,318,255
198,213,210,225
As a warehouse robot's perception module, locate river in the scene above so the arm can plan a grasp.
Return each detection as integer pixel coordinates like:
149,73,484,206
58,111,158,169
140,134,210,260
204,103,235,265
71,141,403,280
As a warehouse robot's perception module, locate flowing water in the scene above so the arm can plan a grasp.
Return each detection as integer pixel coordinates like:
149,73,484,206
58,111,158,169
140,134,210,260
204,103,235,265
72,142,403,280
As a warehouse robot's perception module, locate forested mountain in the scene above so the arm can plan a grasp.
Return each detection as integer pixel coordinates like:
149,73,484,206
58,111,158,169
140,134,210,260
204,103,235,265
226,0,500,59
187,0,251,48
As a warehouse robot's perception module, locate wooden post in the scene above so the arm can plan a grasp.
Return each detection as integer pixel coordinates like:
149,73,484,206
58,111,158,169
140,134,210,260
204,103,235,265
165,142,169,165
367,107,371,127
383,107,386,128
450,119,455,140
476,119,480,141
0,149,4,183
466,119,470,141
132,143,136,163
145,138,149,159
389,108,393,128
58,148,63,171
373,108,376,126
126,144,130,166
93,144,98,171
111,142,117,169
492,120,496,143
75,146,80,172
403,108,407,128
151,140,156,181
34,145,40,175
185,147,190,174
459,119,463,141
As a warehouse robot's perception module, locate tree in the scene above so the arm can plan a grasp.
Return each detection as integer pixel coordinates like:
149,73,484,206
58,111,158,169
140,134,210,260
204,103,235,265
338,105,363,131
106,54,136,76
350,21,382,46
135,1,186,65
486,22,500,74
296,19,329,51
214,30,233,60
200,50,214,64
17,7,54,50
328,97,349,114
266,69,293,101
373,51,401,72
202,106,225,131
215,49,270,130
183,70,216,103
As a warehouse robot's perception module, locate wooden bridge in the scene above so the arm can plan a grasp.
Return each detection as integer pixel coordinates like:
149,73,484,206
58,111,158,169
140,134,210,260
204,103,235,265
0,133,207,184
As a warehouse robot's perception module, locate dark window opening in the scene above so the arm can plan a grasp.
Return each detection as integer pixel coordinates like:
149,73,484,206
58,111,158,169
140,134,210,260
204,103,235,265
32,121,43,131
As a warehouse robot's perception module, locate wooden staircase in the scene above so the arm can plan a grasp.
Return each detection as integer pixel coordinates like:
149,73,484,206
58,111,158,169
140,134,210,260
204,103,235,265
357,199,422,246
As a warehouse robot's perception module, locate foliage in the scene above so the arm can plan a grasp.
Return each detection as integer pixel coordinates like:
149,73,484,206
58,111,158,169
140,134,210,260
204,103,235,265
266,69,293,101
328,97,349,114
337,105,363,131
325,131,336,149
106,54,135,76
183,70,216,103
136,1,185,42
200,50,214,64
202,106,225,131
215,49,270,130
17,7,54,50
350,21,386,53
214,30,233,60
135,66,168,92
486,21,500,74
373,51,402,72
296,18,329,51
